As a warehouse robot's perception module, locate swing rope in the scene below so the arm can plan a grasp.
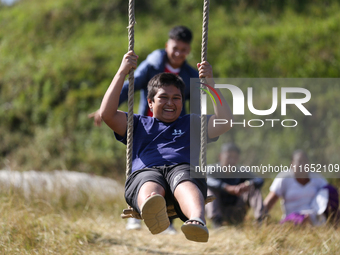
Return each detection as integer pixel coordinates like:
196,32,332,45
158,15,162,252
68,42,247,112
200,0,210,172
121,0,213,220
126,0,135,178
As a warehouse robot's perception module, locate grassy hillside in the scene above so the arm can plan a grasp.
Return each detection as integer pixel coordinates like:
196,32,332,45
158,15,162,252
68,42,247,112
1,0,340,176
1,190,340,254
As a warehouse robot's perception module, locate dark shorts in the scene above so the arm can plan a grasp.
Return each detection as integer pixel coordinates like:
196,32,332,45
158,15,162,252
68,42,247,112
125,163,207,222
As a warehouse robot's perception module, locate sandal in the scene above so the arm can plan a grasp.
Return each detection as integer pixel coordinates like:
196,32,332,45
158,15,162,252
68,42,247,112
140,194,170,234
181,217,209,242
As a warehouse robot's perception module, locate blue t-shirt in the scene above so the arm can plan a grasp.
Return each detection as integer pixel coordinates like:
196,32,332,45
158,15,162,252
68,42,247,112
115,114,217,173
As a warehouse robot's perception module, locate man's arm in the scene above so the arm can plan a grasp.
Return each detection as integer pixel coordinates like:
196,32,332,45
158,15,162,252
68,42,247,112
208,178,246,196
242,175,264,189
119,60,150,105
100,51,138,136
207,177,226,191
88,110,102,127
263,191,279,213
250,177,264,189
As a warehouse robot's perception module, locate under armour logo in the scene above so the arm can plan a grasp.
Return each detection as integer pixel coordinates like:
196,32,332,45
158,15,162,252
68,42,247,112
174,172,184,186
172,129,184,136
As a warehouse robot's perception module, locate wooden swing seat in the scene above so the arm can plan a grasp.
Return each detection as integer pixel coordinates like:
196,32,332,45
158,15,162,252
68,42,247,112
121,195,215,220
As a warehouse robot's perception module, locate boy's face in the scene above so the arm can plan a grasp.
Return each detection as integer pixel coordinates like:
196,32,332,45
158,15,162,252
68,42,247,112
165,39,191,69
147,85,183,123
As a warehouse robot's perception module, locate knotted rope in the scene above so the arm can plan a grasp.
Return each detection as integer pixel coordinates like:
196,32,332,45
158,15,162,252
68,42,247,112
121,0,212,220
126,0,135,178
200,0,210,172
125,0,210,177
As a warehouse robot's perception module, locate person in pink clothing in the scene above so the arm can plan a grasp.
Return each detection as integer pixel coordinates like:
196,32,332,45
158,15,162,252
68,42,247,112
264,150,339,226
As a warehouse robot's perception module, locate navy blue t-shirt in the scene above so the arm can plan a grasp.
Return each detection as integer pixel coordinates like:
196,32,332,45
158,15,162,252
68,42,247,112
115,114,217,173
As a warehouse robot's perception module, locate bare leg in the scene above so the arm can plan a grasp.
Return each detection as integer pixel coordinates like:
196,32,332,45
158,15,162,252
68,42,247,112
137,181,169,234
137,181,165,210
175,181,209,242
174,181,205,225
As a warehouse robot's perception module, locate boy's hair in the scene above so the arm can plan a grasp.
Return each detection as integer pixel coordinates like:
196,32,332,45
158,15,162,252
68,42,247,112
221,143,241,154
168,26,193,44
147,73,185,102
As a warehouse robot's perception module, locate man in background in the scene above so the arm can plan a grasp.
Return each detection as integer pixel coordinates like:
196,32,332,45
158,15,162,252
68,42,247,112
88,25,199,126
206,143,265,227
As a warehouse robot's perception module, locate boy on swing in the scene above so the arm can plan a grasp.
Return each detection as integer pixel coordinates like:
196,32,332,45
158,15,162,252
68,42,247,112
100,51,232,242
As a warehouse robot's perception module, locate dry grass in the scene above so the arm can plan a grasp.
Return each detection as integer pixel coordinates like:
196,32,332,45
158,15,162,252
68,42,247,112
1,188,339,255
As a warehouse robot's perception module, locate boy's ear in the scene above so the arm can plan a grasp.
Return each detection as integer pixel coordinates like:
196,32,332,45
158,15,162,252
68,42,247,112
147,98,153,110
